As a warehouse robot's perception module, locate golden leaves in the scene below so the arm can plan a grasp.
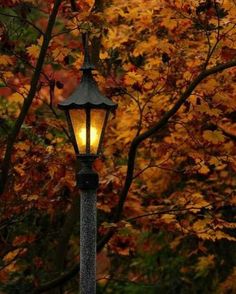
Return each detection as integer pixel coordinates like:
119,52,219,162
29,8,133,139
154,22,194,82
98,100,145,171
0,55,13,66
203,130,225,144
66,17,80,37
198,164,210,175
162,16,178,31
21,194,39,201
15,141,31,158
200,78,219,93
161,213,176,224
213,92,236,111
27,44,40,59
2,248,27,277
99,51,109,60
186,192,211,212
3,249,22,263
1,71,14,80
52,47,70,62
8,92,24,104
195,255,215,277
192,218,236,241
124,71,143,86
104,25,131,49
72,52,84,69
133,36,158,57
8,85,30,109
26,36,44,58
195,102,222,117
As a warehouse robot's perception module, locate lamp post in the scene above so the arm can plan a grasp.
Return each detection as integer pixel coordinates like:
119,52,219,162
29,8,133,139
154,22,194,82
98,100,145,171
58,33,117,294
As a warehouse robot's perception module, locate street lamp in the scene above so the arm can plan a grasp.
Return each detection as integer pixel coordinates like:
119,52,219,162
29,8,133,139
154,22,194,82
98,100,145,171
58,33,117,294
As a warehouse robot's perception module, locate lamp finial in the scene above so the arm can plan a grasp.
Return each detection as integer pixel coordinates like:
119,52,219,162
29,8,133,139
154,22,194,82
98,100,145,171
81,32,95,70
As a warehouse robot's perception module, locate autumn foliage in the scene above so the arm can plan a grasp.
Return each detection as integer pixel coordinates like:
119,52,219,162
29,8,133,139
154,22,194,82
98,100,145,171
0,0,236,293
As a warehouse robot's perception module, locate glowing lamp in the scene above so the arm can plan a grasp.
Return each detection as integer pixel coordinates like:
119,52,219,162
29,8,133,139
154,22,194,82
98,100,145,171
58,34,117,158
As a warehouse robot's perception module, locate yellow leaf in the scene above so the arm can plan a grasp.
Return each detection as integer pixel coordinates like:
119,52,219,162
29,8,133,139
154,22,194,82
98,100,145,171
15,141,30,152
37,35,44,46
8,92,24,104
8,85,30,105
166,18,177,30
104,26,130,49
133,36,158,57
124,72,143,86
144,57,161,70
28,195,39,201
3,249,21,263
2,71,14,79
144,81,153,90
100,51,109,59
203,130,225,144
73,53,83,69
14,165,25,176
161,214,176,224
186,193,210,212
27,44,40,58
183,71,192,80
195,255,215,274
52,47,70,62
0,55,13,66
198,164,210,175
201,78,218,92
196,102,222,117
21,194,39,201
66,18,80,36
193,219,209,232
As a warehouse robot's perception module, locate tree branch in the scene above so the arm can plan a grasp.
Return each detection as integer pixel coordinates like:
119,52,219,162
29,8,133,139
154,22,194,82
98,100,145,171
34,59,236,292
70,0,78,12
0,12,44,35
0,0,63,194
114,59,236,221
91,0,104,66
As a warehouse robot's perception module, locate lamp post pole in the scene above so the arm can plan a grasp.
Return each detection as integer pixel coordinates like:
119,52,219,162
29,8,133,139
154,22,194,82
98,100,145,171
77,158,98,294
58,33,117,294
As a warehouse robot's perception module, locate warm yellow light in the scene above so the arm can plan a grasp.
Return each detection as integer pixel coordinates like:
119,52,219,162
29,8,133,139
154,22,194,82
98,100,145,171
78,127,99,147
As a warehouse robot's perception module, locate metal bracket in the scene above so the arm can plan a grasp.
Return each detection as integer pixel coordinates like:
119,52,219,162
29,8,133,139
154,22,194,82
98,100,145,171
76,157,99,190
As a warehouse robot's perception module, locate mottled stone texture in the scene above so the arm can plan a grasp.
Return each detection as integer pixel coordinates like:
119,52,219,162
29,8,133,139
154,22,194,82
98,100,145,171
80,189,97,294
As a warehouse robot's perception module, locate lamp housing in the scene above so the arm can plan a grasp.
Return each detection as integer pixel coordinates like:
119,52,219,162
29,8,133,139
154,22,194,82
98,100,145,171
58,34,117,158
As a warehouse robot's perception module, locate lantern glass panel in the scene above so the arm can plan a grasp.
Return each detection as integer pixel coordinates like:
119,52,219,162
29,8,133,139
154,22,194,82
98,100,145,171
69,109,86,154
69,108,106,155
90,109,106,154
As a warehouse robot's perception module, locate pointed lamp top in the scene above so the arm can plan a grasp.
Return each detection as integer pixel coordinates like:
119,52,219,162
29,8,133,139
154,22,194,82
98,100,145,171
58,33,117,111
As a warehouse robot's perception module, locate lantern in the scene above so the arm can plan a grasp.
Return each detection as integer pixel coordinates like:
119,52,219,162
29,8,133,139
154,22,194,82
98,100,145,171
58,34,117,158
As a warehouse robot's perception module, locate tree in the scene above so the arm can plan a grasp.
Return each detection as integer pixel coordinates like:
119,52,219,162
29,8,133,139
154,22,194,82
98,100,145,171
0,0,236,293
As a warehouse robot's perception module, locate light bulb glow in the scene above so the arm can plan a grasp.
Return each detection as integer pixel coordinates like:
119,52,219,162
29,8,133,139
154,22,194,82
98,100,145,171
78,127,98,147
